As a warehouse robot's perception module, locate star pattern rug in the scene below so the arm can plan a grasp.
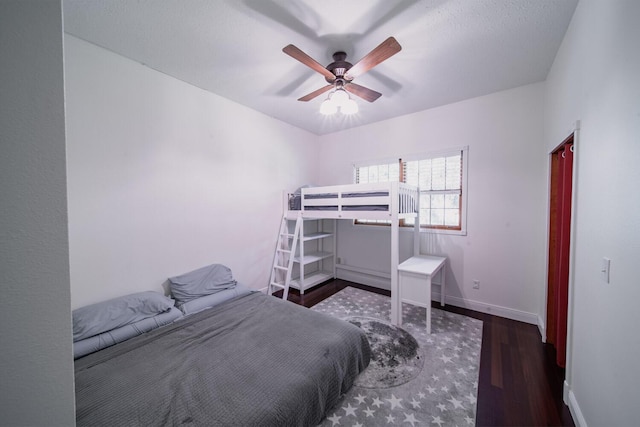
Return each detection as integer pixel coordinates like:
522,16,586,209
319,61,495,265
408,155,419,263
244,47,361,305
312,287,483,426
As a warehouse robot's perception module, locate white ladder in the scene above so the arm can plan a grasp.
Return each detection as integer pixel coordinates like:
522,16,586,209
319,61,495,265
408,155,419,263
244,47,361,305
267,215,302,300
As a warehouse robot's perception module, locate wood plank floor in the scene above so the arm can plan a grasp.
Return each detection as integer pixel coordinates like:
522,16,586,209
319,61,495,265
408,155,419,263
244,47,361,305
282,279,575,426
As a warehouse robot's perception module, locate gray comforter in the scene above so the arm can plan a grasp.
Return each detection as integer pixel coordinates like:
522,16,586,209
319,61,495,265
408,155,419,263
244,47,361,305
75,292,370,426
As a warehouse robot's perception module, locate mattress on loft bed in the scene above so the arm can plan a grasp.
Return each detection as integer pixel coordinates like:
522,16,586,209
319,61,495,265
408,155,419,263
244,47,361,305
289,191,392,211
289,190,417,212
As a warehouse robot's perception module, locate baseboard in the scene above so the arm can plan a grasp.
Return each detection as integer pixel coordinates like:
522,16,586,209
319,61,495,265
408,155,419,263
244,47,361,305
443,295,538,325
337,265,391,290
337,266,538,325
565,381,587,427
538,314,547,343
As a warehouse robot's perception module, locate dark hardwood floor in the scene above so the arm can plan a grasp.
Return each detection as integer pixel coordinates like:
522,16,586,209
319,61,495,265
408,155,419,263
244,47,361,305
281,279,575,426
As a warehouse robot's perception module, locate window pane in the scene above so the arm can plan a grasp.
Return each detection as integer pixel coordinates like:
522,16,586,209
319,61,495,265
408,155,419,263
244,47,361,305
431,194,445,209
431,157,446,190
430,208,445,225
389,163,399,182
444,193,459,209
444,209,459,226
419,159,432,190
358,166,369,184
381,164,389,181
420,194,430,209
446,155,462,190
355,162,399,184
368,166,378,183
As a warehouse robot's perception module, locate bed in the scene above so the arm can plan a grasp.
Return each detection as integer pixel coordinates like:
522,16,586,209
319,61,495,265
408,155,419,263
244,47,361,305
284,182,420,325
287,182,418,220
73,265,371,426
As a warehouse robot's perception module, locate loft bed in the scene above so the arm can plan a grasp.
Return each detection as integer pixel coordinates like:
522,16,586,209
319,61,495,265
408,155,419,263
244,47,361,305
284,182,420,324
286,181,419,221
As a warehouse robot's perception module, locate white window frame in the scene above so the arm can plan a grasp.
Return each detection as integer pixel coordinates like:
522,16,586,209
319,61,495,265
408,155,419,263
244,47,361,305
352,147,468,236
404,147,468,236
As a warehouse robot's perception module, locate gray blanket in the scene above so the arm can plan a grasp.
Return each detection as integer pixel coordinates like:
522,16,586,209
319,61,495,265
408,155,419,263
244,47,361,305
75,292,370,426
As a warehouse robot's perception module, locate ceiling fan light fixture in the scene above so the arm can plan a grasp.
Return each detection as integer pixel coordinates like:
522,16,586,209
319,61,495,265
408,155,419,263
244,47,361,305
341,98,359,115
330,88,350,107
320,97,338,115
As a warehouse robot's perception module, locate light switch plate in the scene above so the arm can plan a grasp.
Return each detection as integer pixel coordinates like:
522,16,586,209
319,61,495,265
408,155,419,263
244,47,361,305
601,258,611,283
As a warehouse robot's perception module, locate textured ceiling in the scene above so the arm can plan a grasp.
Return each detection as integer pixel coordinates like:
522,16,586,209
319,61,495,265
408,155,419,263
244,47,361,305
63,0,578,135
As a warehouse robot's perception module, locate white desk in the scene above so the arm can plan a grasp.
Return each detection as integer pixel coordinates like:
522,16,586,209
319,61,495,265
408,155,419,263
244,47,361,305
394,255,446,334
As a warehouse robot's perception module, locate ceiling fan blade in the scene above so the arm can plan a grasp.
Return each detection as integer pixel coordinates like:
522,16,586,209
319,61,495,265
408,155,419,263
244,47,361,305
345,83,382,102
344,37,402,80
283,44,336,82
298,85,333,102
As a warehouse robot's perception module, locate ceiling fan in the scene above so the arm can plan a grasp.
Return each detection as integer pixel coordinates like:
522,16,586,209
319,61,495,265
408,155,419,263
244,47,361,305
282,37,402,115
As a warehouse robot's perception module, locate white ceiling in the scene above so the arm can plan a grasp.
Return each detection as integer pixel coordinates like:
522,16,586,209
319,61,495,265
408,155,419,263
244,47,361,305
63,0,578,135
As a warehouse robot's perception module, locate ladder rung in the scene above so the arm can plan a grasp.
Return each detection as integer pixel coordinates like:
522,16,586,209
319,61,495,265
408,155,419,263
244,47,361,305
274,266,288,271
269,282,285,289
281,233,295,238
276,249,292,254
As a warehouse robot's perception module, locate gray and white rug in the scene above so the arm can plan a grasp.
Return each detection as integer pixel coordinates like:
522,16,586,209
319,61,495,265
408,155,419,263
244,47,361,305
312,287,482,426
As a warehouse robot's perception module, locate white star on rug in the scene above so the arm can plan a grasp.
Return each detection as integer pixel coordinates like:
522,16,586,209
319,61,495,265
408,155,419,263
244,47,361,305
327,413,341,426
403,412,419,426
343,403,357,417
371,397,384,408
386,394,403,410
363,407,375,417
448,396,465,409
354,394,367,404
432,415,445,426
410,398,421,409
440,354,453,364
385,414,395,424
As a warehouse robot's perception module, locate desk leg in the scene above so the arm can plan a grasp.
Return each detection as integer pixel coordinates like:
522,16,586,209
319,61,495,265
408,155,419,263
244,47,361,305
392,272,400,326
426,276,432,334
440,265,446,307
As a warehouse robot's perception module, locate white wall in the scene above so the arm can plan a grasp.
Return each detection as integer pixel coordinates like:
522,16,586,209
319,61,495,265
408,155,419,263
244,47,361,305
65,36,319,308
318,83,547,323
544,1,640,425
0,1,76,425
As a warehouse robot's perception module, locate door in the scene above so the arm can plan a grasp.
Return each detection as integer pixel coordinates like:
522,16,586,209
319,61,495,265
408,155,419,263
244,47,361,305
546,135,574,368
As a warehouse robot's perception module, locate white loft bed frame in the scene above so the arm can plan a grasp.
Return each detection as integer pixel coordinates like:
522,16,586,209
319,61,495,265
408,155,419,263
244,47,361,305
283,182,421,322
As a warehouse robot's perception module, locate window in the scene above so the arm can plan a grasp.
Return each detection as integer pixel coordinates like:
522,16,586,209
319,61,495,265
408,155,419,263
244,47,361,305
353,160,400,226
354,148,468,234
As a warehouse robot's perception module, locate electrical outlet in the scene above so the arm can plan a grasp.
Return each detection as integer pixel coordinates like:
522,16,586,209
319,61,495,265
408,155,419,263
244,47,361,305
473,280,480,289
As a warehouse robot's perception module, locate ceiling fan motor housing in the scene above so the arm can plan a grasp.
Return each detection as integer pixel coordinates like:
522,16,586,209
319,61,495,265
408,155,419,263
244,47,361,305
326,51,353,82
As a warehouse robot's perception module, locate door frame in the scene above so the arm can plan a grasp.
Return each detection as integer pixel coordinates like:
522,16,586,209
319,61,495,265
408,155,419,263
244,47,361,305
543,120,580,406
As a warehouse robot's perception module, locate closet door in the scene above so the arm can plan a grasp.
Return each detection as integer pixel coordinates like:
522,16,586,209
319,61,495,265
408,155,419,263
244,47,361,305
546,136,574,368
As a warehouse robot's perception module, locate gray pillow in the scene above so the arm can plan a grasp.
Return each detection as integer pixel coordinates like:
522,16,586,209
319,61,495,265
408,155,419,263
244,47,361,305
73,307,183,359
169,263,237,304
177,283,252,315
72,291,174,342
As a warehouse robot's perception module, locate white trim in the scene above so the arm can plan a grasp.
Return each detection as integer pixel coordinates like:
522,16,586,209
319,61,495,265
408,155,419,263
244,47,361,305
444,294,538,325
537,314,547,343
336,265,391,290
542,120,580,410
566,383,588,427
